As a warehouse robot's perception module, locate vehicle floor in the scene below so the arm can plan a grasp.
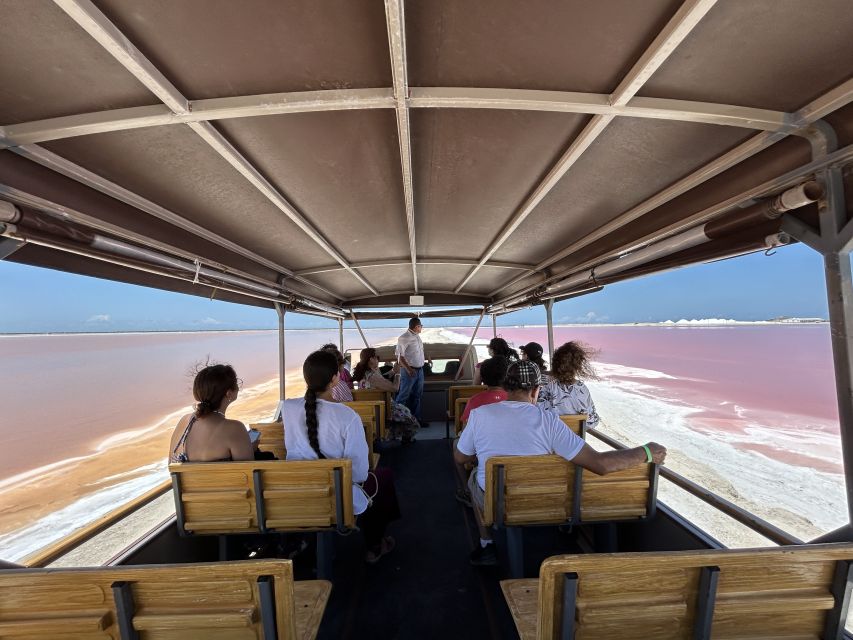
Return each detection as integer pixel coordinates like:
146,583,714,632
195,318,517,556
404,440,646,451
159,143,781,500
289,438,584,640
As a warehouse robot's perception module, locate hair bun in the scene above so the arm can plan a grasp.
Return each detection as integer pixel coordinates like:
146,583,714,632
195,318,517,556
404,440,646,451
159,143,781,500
197,400,212,411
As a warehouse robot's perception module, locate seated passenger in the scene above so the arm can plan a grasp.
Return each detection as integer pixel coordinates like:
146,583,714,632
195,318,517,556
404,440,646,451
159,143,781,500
320,344,354,401
473,337,519,385
520,341,550,382
352,348,418,443
169,364,254,462
460,356,509,428
282,351,401,563
537,341,600,427
454,360,665,566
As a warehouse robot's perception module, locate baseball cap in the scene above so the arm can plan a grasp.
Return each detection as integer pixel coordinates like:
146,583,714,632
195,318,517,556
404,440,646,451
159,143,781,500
506,360,541,389
520,342,544,359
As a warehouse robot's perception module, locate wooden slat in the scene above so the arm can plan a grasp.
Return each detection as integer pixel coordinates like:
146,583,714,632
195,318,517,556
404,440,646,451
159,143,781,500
182,489,251,502
293,581,332,640
250,421,286,460
455,397,470,434
500,579,539,640
560,414,587,435
533,545,853,640
0,560,304,640
184,519,253,531
447,385,484,418
132,609,257,630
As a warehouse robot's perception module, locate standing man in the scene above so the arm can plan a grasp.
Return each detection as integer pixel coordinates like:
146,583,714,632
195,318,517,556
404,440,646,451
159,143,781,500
396,316,428,427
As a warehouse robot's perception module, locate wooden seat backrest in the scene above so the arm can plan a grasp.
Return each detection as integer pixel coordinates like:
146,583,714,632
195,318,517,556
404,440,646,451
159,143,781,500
559,414,587,436
454,397,470,435
251,421,286,460
351,389,391,433
483,455,656,526
447,385,483,417
344,399,386,440
0,559,332,640
527,544,853,640
170,459,355,535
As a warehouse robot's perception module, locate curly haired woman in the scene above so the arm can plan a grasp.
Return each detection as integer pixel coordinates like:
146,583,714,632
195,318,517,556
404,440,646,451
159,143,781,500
537,341,600,427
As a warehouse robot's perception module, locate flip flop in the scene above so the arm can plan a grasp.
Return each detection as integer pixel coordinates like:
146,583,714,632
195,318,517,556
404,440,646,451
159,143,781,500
365,536,396,564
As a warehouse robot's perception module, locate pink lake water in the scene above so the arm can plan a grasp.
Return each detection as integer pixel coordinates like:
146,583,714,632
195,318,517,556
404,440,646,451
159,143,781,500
458,325,842,474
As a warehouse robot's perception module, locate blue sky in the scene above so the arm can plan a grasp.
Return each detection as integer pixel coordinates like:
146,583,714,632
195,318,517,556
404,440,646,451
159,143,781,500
0,243,830,333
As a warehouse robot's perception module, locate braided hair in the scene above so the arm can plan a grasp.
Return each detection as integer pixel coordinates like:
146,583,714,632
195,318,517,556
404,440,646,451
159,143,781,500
302,350,339,458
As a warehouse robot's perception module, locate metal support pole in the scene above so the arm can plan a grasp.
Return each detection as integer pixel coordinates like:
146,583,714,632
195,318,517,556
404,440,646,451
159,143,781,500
338,317,344,352
274,304,286,421
824,248,853,522
492,313,497,338
455,308,486,381
351,311,370,347
545,298,556,367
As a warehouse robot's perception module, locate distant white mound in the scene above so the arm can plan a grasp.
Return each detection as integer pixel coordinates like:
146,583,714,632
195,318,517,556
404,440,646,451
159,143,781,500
672,318,745,325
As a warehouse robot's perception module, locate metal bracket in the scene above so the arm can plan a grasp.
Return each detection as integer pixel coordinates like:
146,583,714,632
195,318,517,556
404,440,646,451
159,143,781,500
495,465,506,528
693,566,720,640
559,572,578,640
170,472,187,537
780,214,826,253
257,575,279,640
253,469,267,534
111,581,140,640
646,463,660,519
0,237,24,260
333,467,346,533
824,559,853,639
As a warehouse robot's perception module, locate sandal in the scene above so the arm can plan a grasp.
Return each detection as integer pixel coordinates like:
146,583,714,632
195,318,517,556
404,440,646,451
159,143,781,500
365,536,396,564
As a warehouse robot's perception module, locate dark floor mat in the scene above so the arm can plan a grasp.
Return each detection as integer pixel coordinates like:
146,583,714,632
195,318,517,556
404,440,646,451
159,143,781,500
295,439,583,640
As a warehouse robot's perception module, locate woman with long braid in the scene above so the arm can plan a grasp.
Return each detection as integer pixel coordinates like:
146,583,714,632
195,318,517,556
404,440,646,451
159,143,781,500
282,350,401,563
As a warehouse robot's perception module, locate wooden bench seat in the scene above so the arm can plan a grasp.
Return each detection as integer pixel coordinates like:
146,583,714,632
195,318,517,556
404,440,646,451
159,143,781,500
0,559,330,639
501,543,853,640
351,389,391,436
446,385,484,438
170,459,355,579
484,454,657,577
252,417,379,470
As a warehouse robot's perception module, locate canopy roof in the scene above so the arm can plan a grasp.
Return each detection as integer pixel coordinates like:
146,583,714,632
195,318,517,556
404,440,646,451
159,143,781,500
1,0,852,319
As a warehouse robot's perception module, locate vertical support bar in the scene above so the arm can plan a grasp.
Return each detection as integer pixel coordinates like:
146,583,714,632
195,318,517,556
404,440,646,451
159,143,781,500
111,581,140,640
559,572,578,640
545,298,555,367
571,465,583,524
253,469,267,534
506,526,524,578
820,165,853,522
170,472,187,536
693,566,720,640
351,311,370,347
218,535,228,561
316,532,334,581
333,467,346,532
338,317,344,352
492,313,497,338
273,304,286,421
495,464,506,527
825,560,853,639
646,463,660,519
257,575,279,640
455,308,486,381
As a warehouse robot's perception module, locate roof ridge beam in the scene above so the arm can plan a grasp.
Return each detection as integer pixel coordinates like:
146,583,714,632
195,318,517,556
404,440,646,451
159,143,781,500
384,0,419,292
453,0,718,293
0,90,793,149
52,0,378,297
296,258,538,276
489,77,853,298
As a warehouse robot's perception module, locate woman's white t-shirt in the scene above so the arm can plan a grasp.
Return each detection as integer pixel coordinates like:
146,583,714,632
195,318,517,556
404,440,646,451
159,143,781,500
280,398,370,514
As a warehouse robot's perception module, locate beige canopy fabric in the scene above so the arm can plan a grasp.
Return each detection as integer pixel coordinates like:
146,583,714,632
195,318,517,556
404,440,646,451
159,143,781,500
1,0,852,317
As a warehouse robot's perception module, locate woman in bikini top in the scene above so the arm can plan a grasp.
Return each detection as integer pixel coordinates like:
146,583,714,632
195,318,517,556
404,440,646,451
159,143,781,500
169,363,254,463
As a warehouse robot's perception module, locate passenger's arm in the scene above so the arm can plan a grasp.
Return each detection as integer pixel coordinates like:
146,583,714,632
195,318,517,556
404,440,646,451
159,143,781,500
226,421,255,461
472,367,482,386
454,417,478,465
399,355,414,376
368,371,398,392
571,442,666,476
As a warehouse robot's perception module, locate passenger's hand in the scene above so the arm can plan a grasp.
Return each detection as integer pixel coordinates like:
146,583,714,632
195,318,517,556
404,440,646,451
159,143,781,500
392,362,400,374
646,442,667,464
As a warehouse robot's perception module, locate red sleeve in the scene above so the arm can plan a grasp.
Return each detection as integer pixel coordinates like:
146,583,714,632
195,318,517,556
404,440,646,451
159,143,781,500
461,395,481,424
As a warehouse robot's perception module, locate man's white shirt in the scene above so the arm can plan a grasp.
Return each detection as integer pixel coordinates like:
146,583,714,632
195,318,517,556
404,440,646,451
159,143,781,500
457,401,585,490
395,329,425,368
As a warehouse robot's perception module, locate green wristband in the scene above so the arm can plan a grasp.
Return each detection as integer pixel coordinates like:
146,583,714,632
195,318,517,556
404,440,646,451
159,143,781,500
642,444,653,464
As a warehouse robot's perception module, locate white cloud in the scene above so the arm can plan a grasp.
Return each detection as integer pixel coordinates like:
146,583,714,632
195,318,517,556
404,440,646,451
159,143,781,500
85,314,111,323
200,317,222,325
